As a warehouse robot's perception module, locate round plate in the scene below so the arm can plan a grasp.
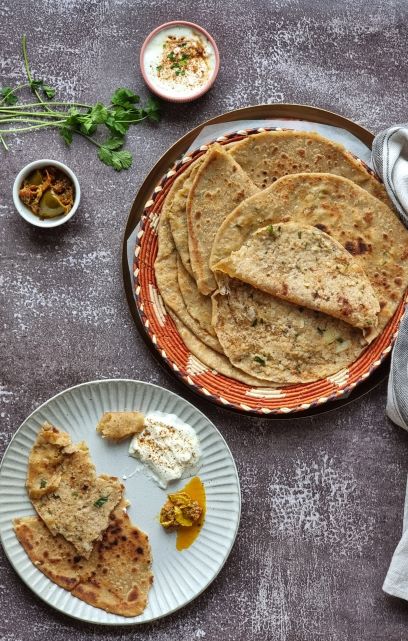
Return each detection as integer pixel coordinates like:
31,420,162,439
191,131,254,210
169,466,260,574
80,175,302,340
0,379,241,625
122,104,404,416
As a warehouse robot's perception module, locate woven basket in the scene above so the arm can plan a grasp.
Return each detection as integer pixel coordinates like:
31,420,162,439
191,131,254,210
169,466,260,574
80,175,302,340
133,127,407,415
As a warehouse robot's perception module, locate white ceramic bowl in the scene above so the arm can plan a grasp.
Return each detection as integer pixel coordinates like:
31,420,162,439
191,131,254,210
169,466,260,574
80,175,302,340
13,159,80,228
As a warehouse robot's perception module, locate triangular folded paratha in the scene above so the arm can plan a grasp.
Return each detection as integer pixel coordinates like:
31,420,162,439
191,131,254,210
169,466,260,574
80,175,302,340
14,500,153,617
27,424,123,558
213,222,380,335
187,144,259,295
210,173,408,337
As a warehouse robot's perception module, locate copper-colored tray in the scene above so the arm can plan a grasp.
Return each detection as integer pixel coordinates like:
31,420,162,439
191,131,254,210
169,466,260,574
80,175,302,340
122,104,393,418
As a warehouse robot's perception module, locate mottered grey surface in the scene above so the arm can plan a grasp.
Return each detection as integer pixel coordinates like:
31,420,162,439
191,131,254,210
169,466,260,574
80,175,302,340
1,0,408,639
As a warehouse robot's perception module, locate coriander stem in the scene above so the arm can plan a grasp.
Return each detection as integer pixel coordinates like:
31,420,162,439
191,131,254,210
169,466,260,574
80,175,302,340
22,34,52,113
76,132,102,147
0,110,64,119
0,117,57,125
0,82,32,107
0,100,91,110
0,134,8,150
0,120,65,134
117,117,147,124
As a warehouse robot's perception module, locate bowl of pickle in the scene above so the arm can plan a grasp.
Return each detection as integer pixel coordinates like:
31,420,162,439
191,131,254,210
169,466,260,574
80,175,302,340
13,159,80,228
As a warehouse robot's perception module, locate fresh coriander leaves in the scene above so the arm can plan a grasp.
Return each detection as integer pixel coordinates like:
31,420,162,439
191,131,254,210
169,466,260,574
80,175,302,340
111,87,140,109
30,79,56,99
0,87,18,105
1,37,160,171
57,93,159,170
144,96,160,123
59,126,73,145
42,85,56,99
98,147,132,171
102,136,125,150
94,495,109,508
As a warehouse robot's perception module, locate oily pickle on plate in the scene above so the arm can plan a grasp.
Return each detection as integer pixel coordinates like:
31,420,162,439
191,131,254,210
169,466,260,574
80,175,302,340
159,476,206,551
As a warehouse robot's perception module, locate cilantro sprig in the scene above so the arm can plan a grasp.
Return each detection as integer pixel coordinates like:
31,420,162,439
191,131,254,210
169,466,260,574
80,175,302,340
0,36,160,170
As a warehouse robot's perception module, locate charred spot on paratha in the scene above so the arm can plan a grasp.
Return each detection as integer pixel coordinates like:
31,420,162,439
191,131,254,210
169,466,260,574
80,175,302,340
344,238,371,255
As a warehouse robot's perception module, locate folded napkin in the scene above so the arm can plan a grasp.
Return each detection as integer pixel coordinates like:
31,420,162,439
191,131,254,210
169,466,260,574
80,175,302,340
372,125,408,597
372,124,408,227
371,124,408,430
383,474,408,599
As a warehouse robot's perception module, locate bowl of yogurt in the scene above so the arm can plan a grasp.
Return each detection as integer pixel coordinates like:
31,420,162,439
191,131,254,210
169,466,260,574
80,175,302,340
140,21,219,103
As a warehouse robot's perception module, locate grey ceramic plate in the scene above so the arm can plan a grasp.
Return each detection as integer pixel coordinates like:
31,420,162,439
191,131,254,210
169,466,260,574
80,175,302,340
0,379,241,625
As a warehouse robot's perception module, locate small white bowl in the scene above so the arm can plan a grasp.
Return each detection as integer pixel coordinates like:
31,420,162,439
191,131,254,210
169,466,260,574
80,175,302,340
13,159,80,228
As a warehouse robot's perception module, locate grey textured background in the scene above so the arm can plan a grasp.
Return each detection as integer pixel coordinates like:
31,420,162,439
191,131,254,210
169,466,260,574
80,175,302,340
1,0,408,639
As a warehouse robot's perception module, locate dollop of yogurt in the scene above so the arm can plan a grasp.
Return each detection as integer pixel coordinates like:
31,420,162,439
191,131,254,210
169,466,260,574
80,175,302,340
128,411,201,488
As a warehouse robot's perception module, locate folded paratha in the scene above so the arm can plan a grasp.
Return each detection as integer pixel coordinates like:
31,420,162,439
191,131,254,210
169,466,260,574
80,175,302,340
155,205,223,353
213,222,380,335
28,424,123,558
212,278,365,385
210,173,408,335
228,130,389,202
167,156,205,277
187,144,259,295
14,500,153,617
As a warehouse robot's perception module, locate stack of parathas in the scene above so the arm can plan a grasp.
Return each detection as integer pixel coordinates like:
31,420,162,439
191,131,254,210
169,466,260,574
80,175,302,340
13,423,152,617
155,130,408,386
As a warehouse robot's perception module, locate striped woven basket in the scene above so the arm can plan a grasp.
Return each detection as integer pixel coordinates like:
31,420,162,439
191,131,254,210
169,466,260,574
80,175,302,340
133,127,407,415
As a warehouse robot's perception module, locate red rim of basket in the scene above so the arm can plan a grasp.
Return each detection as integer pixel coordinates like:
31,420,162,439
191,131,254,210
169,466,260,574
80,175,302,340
132,126,407,415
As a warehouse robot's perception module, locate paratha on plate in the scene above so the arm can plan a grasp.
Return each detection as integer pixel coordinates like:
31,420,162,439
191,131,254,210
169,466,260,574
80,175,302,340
167,156,205,277
187,144,259,295
228,130,389,202
14,500,153,617
212,278,365,385
213,222,380,335
155,207,223,353
28,424,123,558
210,173,408,335
97,412,145,441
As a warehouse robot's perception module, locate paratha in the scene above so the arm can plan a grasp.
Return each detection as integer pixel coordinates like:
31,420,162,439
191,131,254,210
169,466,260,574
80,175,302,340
213,222,380,335
28,424,123,558
155,205,223,353
177,257,216,337
97,412,145,441
169,310,275,387
187,144,259,295
26,423,71,500
228,129,389,202
210,173,408,335
167,156,205,276
71,501,152,617
14,500,153,617
212,278,365,384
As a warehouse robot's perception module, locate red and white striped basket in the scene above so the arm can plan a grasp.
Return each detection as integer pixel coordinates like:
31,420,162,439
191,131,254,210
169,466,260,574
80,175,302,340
133,127,407,415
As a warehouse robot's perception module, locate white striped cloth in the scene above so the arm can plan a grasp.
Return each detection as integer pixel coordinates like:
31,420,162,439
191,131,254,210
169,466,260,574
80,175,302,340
372,125,408,599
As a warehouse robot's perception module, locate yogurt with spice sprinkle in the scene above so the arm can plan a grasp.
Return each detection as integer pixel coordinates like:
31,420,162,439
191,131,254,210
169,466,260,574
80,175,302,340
141,23,219,102
128,411,201,488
